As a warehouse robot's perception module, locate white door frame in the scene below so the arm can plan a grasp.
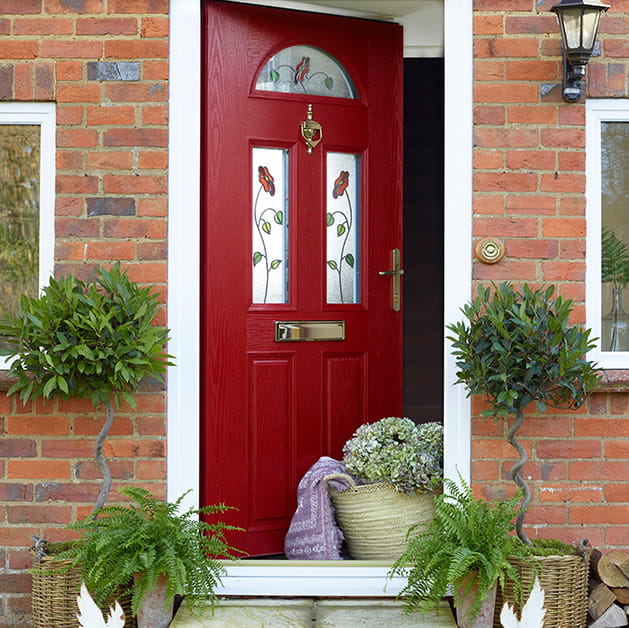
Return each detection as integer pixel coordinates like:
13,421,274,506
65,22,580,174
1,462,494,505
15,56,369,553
167,0,472,595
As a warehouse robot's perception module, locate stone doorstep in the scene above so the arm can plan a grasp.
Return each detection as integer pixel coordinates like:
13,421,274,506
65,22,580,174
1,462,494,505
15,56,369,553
170,597,457,627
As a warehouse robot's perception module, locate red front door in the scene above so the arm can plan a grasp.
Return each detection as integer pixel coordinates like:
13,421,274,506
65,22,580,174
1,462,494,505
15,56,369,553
201,1,403,556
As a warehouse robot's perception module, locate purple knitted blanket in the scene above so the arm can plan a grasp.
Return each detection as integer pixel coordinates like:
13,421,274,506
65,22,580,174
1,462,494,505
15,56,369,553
284,457,351,560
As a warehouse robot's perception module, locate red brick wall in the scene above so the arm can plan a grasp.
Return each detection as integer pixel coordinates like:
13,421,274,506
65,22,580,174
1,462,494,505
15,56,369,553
472,0,629,549
0,1,169,625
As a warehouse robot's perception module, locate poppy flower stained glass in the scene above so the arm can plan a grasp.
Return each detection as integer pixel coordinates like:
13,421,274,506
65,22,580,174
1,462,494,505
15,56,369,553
326,153,360,304
255,45,357,99
252,147,289,304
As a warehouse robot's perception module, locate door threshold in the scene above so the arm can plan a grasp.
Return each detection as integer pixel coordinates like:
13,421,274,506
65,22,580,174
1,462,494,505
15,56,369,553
217,559,408,597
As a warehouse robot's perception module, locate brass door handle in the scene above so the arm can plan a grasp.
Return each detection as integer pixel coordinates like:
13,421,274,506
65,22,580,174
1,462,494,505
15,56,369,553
378,248,404,312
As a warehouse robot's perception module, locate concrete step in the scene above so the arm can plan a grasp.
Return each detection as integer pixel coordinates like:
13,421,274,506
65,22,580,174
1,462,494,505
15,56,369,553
170,597,457,627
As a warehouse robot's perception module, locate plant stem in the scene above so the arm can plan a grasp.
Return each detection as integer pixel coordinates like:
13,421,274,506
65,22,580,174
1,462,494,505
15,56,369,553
92,399,115,514
507,408,532,545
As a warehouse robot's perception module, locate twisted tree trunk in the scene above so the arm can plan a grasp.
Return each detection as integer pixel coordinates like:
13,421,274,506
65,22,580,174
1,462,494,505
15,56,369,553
507,408,532,545
92,399,115,514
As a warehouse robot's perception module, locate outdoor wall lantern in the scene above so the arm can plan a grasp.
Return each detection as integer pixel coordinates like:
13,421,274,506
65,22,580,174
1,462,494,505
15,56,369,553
551,0,609,102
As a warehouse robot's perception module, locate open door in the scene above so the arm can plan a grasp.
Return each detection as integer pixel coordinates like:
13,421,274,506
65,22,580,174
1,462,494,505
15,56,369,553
201,0,403,556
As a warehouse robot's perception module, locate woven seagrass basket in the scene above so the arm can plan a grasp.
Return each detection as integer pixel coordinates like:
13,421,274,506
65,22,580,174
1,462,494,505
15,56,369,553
492,553,589,628
31,549,137,628
323,473,435,560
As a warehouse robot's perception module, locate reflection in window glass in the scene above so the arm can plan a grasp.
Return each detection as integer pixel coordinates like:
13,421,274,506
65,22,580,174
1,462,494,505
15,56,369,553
256,45,357,99
0,125,40,341
601,122,629,351
326,152,360,304
252,147,289,304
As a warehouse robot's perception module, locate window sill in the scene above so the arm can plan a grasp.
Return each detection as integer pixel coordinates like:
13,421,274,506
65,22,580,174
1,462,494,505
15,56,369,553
597,369,629,393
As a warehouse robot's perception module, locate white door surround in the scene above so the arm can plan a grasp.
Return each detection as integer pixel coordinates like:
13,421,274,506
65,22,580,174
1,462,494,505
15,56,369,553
167,0,472,595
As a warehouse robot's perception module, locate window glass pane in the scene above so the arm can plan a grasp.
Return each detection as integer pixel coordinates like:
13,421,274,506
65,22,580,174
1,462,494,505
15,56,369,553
0,124,40,344
326,152,360,304
252,147,289,304
256,45,357,99
601,121,629,351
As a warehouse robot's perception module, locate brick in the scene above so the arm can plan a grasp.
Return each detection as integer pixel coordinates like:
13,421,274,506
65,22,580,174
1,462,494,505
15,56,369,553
542,261,585,281
137,241,167,261
56,128,98,148
55,197,84,216
604,484,629,502
607,64,626,97
86,105,135,126
569,460,629,480
558,106,585,126
0,574,31,594
505,16,557,35
13,17,73,34
55,241,85,260
0,0,42,13
75,460,133,480
471,459,500,481
87,151,134,170
7,505,71,524
559,195,585,215
474,82,538,103
541,218,585,238
56,60,83,81
473,0,535,9
1,527,39,547
106,82,167,102
0,65,13,99
474,38,539,58
44,0,104,12
13,64,32,99
473,437,532,460
108,0,168,13
474,105,505,125
40,40,102,58
142,60,168,80
538,484,603,502
35,481,99,502
0,19,8,35
87,196,136,216
610,395,629,415
76,17,138,35
540,173,585,193
475,216,537,237
34,63,54,99
73,415,133,435
559,240,585,259
104,40,168,60
142,105,168,125
474,172,537,192
141,16,169,37
506,238,557,259
57,149,86,170
473,258,537,281
136,459,166,480
138,151,168,169
0,41,39,59
0,484,33,501
122,262,167,284
506,60,557,81
103,174,167,194
56,83,101,103
506,150,555,170
606,527,629,547
536,440,601,459
474,14,503,35
541,128,585,149
507,105,557,125
56,217,100,238
137,198,167,216
474,149,503,169
104,128,168,147
87,61,140,81
558,151,585,172
605,440,629,459
56,174,98,194
604,40,629,58
86,241,135,260
40,439,93,458
8,460,70,479
0,439,36,457
7,415,69,436
475,60,504,81
474,127,538,148
569,505,629,525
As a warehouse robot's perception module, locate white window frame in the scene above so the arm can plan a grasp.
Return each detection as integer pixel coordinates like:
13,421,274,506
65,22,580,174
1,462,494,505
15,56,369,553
0,103,55,370
586,99,629,369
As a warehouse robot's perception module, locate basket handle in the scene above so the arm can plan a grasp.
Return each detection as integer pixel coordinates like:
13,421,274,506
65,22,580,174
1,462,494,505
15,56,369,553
323,473,356,489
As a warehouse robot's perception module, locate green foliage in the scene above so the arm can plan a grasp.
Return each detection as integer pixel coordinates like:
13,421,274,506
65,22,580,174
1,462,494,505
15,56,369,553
529,537,574,557
0,263,171,409
390,477,534,622
447,282,600,418
343,417,443,494
602,228,629,290
57,487,241,617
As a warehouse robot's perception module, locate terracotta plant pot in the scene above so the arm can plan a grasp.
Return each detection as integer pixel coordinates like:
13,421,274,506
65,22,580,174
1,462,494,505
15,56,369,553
136,574,173,628
454,572,498,628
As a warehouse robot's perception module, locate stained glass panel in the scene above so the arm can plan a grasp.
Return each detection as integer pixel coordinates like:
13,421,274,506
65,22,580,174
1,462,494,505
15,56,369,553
255,45,357,99
252,147,289,304
326,152,360,304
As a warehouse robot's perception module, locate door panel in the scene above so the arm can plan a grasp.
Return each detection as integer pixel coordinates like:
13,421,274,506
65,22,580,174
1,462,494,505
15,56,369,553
202,0,402,556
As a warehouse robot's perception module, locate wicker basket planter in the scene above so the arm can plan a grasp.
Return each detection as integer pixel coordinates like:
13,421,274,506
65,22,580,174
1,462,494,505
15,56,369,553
324,474,435,560
492,553,589,628
31,549,136,628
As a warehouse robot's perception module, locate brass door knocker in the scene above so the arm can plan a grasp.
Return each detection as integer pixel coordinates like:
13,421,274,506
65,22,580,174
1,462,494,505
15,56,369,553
300,104,322,155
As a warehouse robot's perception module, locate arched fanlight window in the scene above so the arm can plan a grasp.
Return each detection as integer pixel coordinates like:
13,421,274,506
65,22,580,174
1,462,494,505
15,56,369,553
255,45,358,99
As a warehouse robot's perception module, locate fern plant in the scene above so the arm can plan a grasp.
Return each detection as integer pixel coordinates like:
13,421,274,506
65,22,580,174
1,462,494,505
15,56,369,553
602,228,629,290
390,477,534,623
57,487,240,617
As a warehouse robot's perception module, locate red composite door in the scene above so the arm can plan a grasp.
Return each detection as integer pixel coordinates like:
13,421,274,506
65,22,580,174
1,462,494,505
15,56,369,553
201,0,403,556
